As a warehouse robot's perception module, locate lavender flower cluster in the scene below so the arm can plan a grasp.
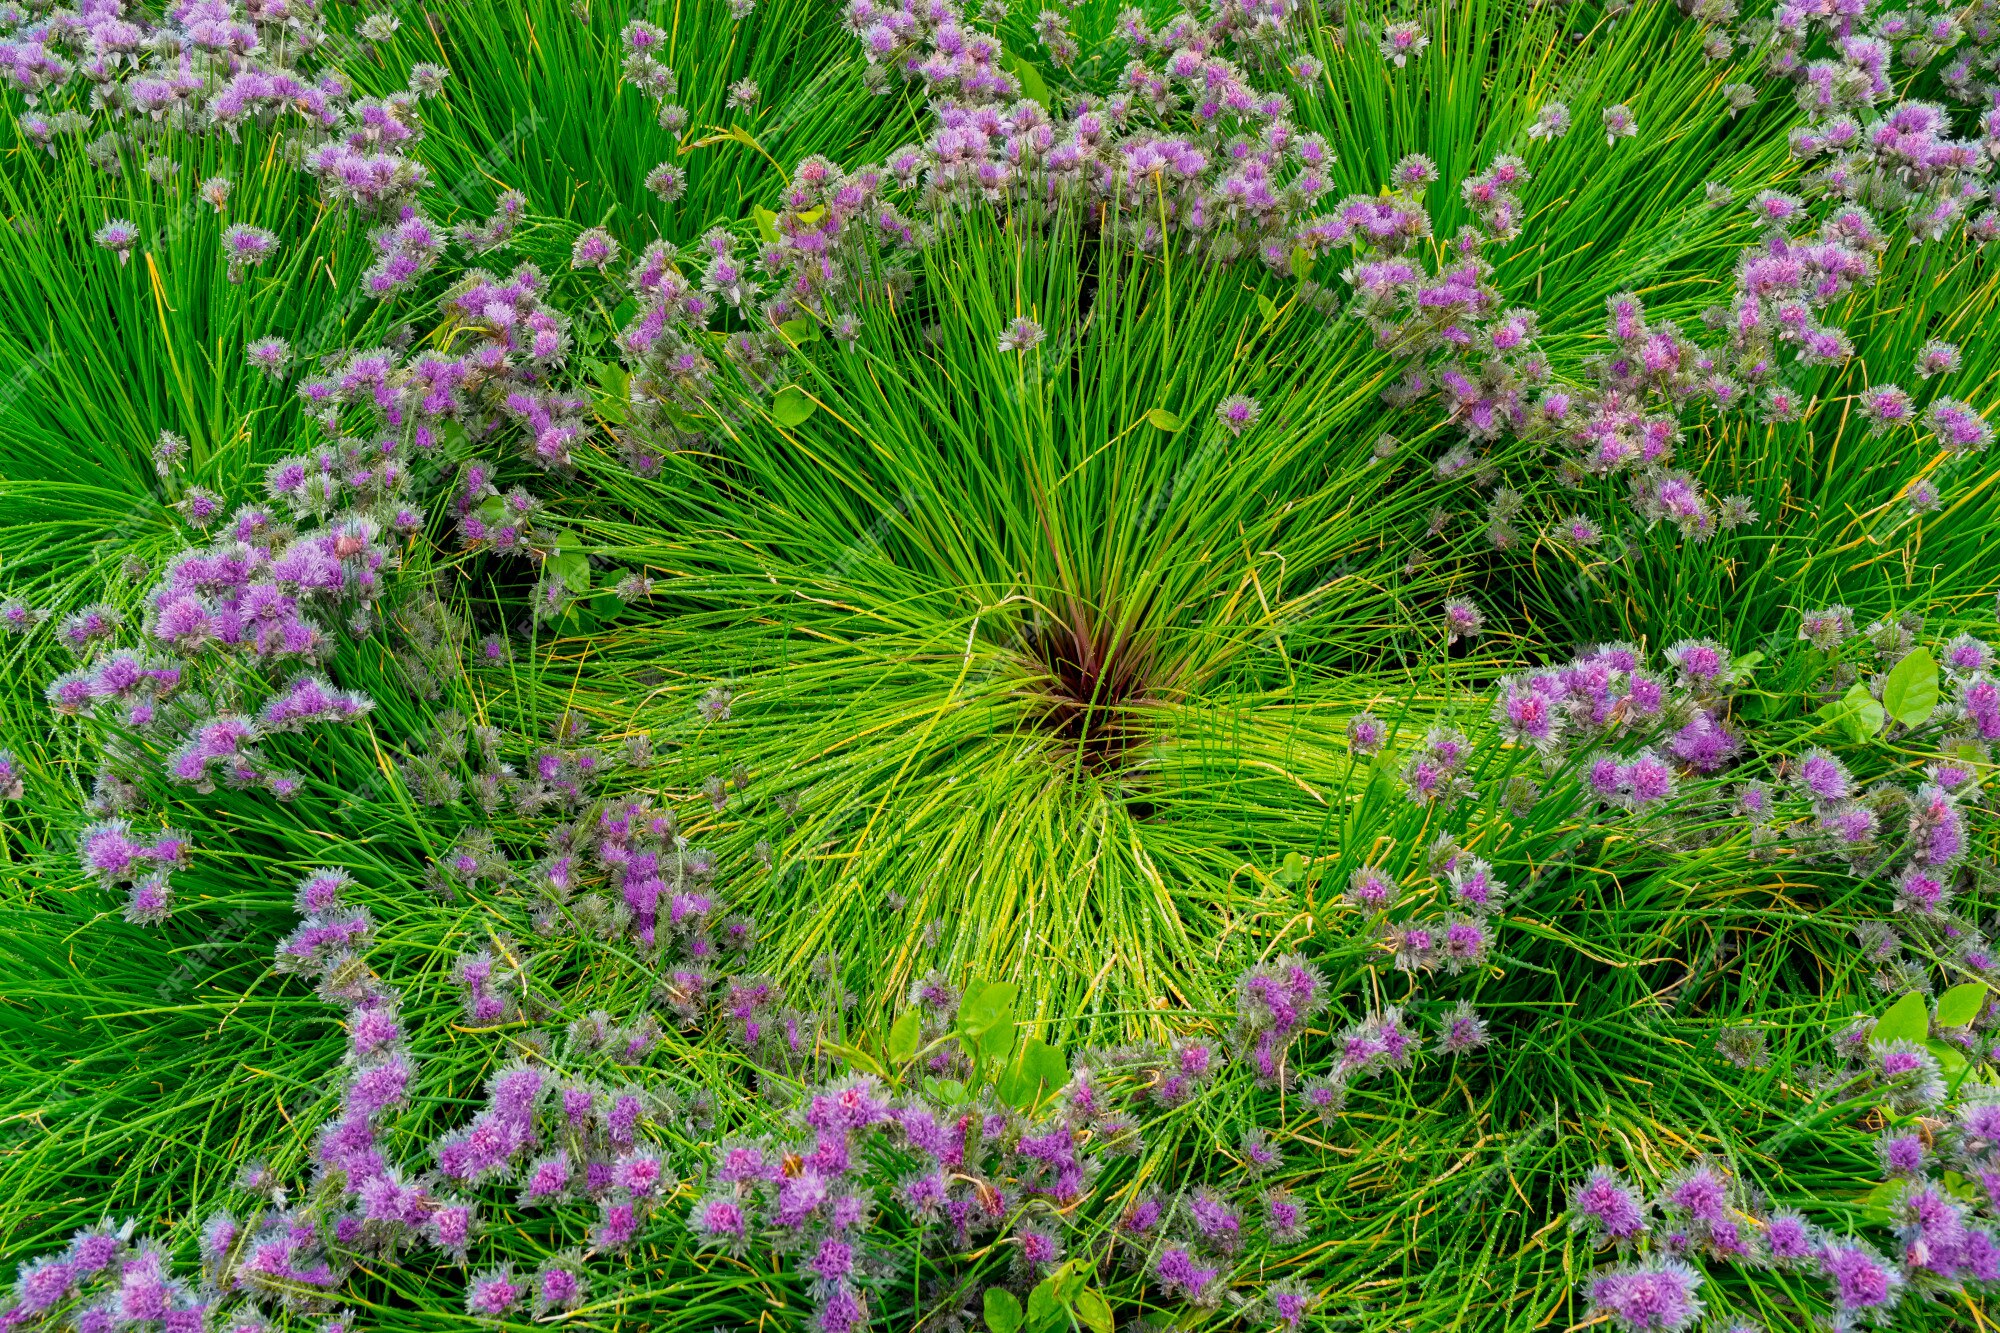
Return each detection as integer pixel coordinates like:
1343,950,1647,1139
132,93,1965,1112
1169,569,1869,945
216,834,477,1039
1569,1063,2000,1333
42,485,404,919
5,1,450,277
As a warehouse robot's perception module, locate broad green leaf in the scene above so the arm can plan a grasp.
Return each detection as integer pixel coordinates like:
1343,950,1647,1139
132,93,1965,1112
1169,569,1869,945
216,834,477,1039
1883,647,1939,728
823,1040,885,1077
1052,1261,1087,1303
1145,408,1182,432
888,1008,922,1062
923,1077,967,1103
1026,1278,1063,1333
592,359,630,400
1854,1177,1903,1226
1289,245,1312,279
1075,1290,1113,1333
1733,650,1765,675
778,318,820,347
978,1018,1017,1064
1926,1038,1968,1072
770,385,817,428
984,1288,1023,1333
962,981,1018,1033
1256,292,1279,325
1875,990,1930,1045
1817,683,1885,743
475,494,506,525
589,592,624,618
1278,850,1305,884
544,529,582,553
1944,1170,1983,1203
1021,1038,1067,1093
549,552,591,593
1003,53,1053,108
753,205,781,245
1938,982,1988,1028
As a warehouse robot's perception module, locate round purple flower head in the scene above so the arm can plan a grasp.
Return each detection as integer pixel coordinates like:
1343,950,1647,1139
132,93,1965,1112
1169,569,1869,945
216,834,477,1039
1584,1259,1702,1331
1438,1000,1489,1053
1346,711,1386,754
245,338,292,378
1944,635,1994,675
1570,1166,1648,1245
1859,384,1913,434
1796,747,1859,807
997,316,1045,354
95,218,140,263
1216,393,1262,437
1443,597,1485,643
1390,152,1438,189
1820,1241,1903,1319
1528,102,1572,139
465,1265,523,1317
571,227,621,271
1915,338,1962,379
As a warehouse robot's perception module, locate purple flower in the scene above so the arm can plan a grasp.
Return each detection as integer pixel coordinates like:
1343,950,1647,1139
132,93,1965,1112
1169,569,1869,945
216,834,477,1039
1962,675,2000,740
1346,711,1387,754
1263,1188,1309,1244
1262,1278,1318,1330
534,1261,586,1315
997,317,1044,354
1443,597,1485,643
1447,856,1505,913
1896,860,1944,912
1217,393,1262,436
295,869,352,914
1438,1001,1489,1054
1820,1241,1903,1319
221,224,279,281
1859,384,1913,434
1346,865,1397,912
124,875,174,924
1941,634,1992,675
1664,638,1729,685
1528,102,1572,139
1663,1163,1729,1224
1570,1166,1648,1243
1797,748,1853,805
689,1195,749,1253
1152,1246,1221,1305
465,1265,523,1317
95,218,140,262
814,1284,868,1333
594,1199,640,1251
1764,1211,1815,1262
1799,606,1855,651
1186,1187,1244,1253
1879,1132,1926,1177
1626,749,1675,808
1584,1259,1702,1331
1925,397,1992,454
1915,338,1962,379
1439,915,1489,972
1013,1224,1062,1272
571,227,620,271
